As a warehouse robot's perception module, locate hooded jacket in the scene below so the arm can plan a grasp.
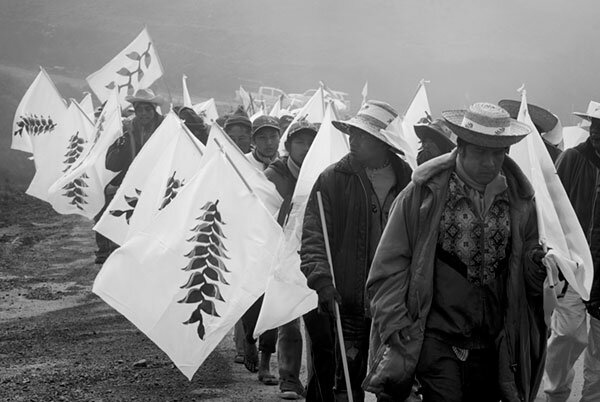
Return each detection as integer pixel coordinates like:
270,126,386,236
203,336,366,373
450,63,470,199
366,150,546,401
300,152,412,316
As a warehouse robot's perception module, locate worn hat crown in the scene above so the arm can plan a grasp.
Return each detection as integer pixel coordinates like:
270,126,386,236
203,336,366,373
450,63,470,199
573,100,600,122
252,115,280,136
332,100,402,152
442,102,531,148
224,105,251,131
125,88,163,106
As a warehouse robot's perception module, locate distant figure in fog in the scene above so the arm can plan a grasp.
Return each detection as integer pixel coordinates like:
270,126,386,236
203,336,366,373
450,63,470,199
224,106,252,153
415,118,457,165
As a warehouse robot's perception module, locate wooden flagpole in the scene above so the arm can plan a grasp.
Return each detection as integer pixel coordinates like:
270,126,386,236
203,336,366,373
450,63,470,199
316,191,354,402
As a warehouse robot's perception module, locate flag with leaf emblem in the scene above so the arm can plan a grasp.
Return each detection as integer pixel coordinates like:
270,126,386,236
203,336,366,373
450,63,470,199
47,88,122,219
26,99,93,206
86,27,164,107
93,142,283,380
94,111,205,245
12,67,68,154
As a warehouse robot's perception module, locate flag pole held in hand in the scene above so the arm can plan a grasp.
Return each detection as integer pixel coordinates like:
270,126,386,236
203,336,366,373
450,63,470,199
316,191,353,402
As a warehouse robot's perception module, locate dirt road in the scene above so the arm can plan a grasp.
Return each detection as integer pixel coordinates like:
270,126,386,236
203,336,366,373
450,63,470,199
0,189,307,402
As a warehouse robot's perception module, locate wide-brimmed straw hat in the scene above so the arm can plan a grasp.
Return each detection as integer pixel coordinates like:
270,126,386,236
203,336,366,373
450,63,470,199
125,88,164,106
573,101,600,122
499,99,563,146
414,119,457,153
332,100,400,151
442,102,531,148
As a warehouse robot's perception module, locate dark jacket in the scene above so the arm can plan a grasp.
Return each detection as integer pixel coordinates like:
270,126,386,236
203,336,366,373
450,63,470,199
556,139,600,301
366,150,547,401
105,114,164,188
300,152,413,316
264,156,296,227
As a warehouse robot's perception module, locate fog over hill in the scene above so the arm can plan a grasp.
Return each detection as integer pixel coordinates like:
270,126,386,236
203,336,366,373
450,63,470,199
1,0,598,184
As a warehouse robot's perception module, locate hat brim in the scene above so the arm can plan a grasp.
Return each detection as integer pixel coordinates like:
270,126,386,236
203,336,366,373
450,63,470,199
332,119,403,154
442,110,530,148
125,95,164,106
499,99,558,134
414,124,456,152
573,112,600,122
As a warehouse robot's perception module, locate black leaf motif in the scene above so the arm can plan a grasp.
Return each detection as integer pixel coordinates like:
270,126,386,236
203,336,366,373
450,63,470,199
116,67,130,76
126,51,141,60
13,114,57,137
105,81,116,90
109,189,142,224
144,52,151,69
158,172,185,211
178,200,229,340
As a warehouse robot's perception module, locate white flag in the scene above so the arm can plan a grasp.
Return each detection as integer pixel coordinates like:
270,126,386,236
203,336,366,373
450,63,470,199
26,100,91,202
401,80,432,167
361,81,368,106
192,98,219,125
509,89,593,301
250,105,266,122
93,144,284,380
79,92,95,121
278,86,327,155
382,116,418,170
238,86,254,114
254,102,349,336
86,27,164,107
182,75,193,108
563,125,589,149
47,88,122,219
12,68,68,154
206,124,282,218
269,96,282,117
94,111,205,245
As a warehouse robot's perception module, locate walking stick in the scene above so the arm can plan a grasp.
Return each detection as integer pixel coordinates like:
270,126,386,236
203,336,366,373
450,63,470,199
316,191,354,402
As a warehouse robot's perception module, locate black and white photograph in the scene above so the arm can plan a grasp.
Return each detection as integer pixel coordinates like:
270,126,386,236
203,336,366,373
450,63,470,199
1,1,599,401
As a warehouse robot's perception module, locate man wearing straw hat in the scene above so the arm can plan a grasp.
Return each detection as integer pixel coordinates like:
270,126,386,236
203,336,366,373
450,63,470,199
94,88,164,264
414,118,457,165
300,100,413,401
544,100,600,402
365,102,547,402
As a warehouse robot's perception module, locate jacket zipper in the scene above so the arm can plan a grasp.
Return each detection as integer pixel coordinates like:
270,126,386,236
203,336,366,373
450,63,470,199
357,174,371,314
588,169,600,242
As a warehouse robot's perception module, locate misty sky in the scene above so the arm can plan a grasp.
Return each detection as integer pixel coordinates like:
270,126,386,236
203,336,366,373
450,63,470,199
1,0,598,124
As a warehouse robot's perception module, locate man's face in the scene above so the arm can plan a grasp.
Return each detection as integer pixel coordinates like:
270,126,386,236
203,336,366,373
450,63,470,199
253,128,280,158
288,131,315,167
459,143,507,186
134,102,156,126
590,120,600,154
226,125,252,153
349,127,388,164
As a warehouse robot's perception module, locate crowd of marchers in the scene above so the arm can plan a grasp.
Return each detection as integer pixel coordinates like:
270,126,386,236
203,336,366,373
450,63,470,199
93,87,600,402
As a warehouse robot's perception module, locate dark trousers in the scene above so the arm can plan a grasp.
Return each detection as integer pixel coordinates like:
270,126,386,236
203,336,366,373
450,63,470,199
333,314,371,402
241,295,277,354
93,197,118,261
416,336,500,402
304,309,335,402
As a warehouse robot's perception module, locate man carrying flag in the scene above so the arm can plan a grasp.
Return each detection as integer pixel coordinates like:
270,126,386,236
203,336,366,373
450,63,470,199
96,88,164,264
365,103,547,401
301,100,413,401
544,101,600,402
264,119,318,399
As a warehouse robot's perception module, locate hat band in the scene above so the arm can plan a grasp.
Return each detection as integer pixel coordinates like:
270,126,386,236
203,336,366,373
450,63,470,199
461,116,511,136
358,106,396,127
